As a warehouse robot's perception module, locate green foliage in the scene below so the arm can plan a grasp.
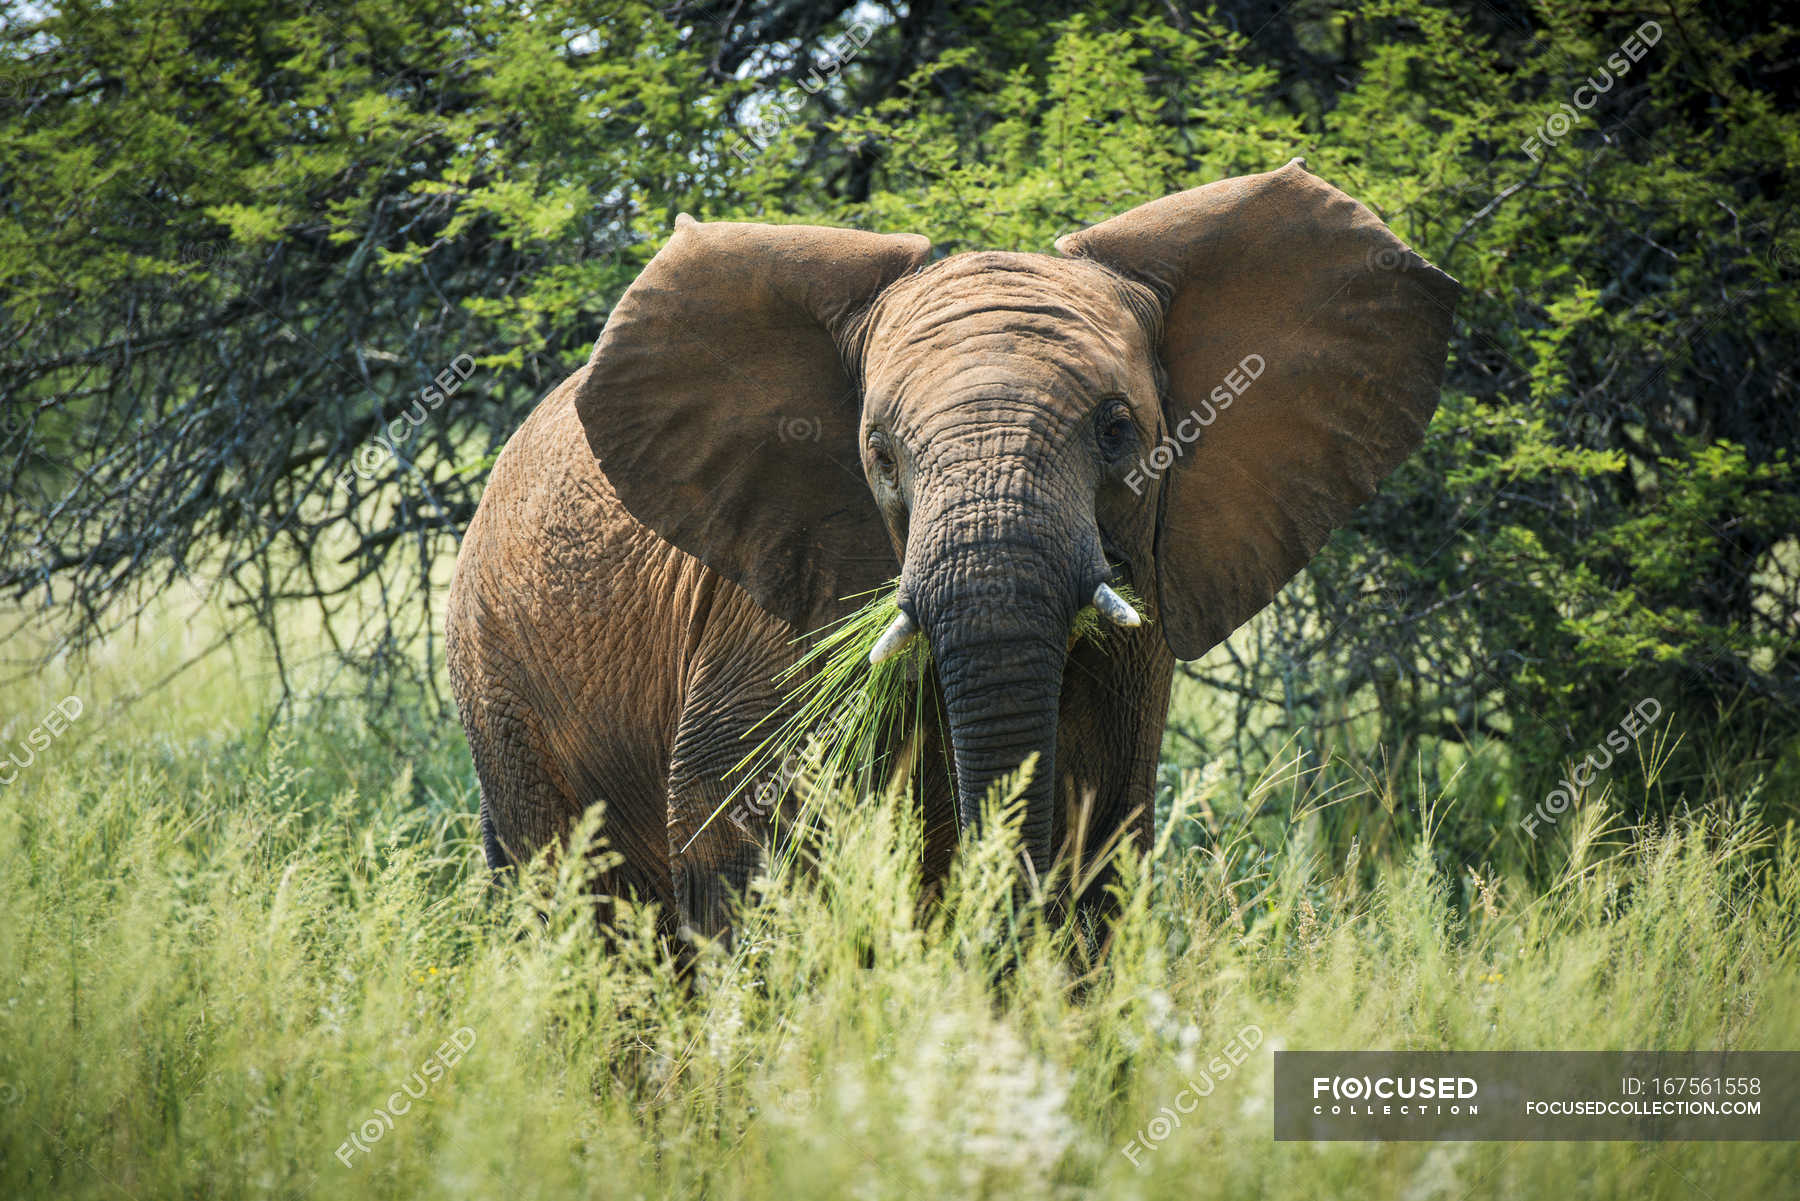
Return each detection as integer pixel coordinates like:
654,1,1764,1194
3,0,1797,863
0,0,745,671
733,14,1298,245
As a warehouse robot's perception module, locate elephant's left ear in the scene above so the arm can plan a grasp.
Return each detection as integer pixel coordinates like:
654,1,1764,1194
575,216,931,633
1056,159,1459,659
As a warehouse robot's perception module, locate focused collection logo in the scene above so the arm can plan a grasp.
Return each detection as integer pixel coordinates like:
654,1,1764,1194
1311,1074,1479,1115
1275,1051,1797,1141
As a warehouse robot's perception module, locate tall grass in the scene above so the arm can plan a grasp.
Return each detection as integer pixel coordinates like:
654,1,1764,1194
2,633,1796,1200
721,581,942,836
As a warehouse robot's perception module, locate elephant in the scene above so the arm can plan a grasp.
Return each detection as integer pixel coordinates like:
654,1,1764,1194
445,158,1458,943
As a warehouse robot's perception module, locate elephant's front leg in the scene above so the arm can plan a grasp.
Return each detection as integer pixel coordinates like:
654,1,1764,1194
1054,636,1173,920
664,643,793,947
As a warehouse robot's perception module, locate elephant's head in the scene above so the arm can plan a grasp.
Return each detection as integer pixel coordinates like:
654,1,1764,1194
575,160,1457,878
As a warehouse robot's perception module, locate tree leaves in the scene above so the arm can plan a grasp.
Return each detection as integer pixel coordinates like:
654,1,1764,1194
1,0,1795,832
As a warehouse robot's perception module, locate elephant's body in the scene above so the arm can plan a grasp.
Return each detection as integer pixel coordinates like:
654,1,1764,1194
447,364,1166,935
447,161,1456,942
449,367,782,923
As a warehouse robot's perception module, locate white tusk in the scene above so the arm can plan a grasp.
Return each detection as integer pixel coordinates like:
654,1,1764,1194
1092,583,1142,628
869,610,918,665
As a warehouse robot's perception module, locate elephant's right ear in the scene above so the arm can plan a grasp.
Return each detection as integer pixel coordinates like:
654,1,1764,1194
574,216,931,633
1057,160,1458,660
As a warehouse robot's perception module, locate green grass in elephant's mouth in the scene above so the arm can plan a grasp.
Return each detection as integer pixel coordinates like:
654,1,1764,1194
694,579,1148,851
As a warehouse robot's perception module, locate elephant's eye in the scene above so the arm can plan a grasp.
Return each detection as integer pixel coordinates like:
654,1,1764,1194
1094,398,1135,457
867,431,898,479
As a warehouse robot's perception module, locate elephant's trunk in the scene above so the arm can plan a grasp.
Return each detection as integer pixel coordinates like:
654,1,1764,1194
932,619,1066,881
902,485,1095,883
